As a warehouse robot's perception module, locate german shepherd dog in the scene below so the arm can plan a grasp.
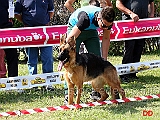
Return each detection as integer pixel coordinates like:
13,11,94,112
57,34,126,105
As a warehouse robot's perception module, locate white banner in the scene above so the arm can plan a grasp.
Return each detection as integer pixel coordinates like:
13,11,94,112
0,72,64,91
116,60,160,75
0,60,160,91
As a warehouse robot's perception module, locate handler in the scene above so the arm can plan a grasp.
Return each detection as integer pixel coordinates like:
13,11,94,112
66,5,114,59
63,0,114,103
63,3,119,104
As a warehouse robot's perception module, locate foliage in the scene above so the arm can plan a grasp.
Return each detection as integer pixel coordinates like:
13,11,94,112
154,0,160,17
12,18,24,28
51,0,71,25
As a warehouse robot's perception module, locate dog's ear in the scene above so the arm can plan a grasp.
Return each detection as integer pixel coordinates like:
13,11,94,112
60,34,67,45
68,36,76,47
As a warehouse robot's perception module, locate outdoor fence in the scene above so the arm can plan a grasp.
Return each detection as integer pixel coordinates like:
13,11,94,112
0,18,160,90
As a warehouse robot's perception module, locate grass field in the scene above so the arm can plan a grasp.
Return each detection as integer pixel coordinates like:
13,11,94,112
0,50,160,120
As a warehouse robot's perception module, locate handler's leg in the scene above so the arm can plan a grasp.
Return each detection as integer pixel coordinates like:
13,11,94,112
83,30,102,101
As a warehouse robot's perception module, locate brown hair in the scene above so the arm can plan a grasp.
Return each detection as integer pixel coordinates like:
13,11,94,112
101,6,115,22
89,0,100,7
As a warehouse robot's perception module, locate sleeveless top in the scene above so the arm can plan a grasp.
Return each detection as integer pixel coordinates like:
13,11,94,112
69,5,102,30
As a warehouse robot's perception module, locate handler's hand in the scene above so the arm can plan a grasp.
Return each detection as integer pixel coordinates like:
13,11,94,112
130,12,139,22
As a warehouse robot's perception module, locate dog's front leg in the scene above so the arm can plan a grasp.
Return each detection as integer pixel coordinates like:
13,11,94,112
75,83,83,104
68,83,75,105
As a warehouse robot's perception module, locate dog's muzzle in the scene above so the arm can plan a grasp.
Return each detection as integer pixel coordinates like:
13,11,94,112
57,49,70,71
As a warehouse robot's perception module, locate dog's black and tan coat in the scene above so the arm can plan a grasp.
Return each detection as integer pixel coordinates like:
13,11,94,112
58,34,126,105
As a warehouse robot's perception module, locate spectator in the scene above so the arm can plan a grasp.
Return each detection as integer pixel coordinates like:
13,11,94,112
116,0,155,82
0,49,7,78
0,0,18,78
14,0,54,90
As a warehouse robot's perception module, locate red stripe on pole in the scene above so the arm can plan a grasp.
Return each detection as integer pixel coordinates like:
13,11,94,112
0,94,159,117
74,104,83,109
110,99,119,103
87,102,96,106
6,112,17,116
157,94,160,97
146,95,153,99
20,110,31,114
46,107,57,111
99,101,107,105
60,106,70,110
33,108,44,113
134,97,142,101
123,98,131,102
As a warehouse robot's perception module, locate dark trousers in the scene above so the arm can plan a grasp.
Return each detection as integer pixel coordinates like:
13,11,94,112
4,48,18,77
121,39,145,77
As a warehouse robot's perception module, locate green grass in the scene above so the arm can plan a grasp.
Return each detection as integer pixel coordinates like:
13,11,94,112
0,51,160,120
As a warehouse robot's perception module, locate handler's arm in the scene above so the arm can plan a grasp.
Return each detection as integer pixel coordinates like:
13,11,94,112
49,11,54,20
116,0,139,22
116,0,132,15
149,2,154,18
64,0,76,13
101,29,110,60
14,14,23,23
66,11,89,42
66,26,81,42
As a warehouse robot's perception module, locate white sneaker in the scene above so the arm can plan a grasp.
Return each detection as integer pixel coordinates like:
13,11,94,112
64,95,68,105
90,91,101,101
